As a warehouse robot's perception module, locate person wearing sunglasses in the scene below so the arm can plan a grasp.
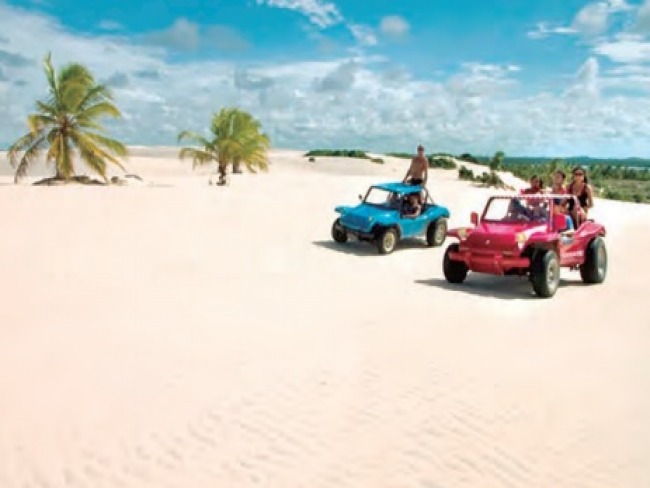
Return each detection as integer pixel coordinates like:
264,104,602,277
567,166,594,226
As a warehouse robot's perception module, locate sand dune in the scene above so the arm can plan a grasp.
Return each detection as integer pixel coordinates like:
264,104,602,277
0,148,649,488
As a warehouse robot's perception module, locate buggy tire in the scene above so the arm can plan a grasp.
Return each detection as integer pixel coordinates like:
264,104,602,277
580,237,607,284
530,249,560,298
427,218,448,247
331,219,348,244
377,228,398,255
443,243,468,283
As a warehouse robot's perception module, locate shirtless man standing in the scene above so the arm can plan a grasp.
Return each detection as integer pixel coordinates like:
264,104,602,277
403,144,429,186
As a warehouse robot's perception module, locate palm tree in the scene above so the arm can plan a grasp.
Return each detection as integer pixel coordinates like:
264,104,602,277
178,107,270,185
489,150,505,171
8,52,127,184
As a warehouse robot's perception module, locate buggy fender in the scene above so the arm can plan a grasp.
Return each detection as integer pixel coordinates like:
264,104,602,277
372,222,401,238
447,227,474,240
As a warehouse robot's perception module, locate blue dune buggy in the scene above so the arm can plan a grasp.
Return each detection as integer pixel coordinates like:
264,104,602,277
331,182,451,254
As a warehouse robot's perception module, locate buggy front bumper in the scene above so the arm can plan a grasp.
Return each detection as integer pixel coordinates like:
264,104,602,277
342,226,376,240
449,250,530,275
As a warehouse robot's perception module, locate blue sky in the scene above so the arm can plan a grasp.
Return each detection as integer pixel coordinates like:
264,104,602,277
1,0,650,156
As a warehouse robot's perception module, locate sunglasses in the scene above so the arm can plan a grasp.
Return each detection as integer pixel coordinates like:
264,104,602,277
573,172,584,177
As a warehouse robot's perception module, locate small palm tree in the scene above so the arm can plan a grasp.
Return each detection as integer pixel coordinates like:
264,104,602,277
8,52,127,184
178,107,270,185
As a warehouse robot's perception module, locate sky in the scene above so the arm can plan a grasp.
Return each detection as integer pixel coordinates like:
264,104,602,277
1,0,650,157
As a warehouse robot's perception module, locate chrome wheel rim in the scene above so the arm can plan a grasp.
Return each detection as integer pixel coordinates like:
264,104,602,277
384,232,396,251
547,258,560,289
597,245,606,277
434,223,446,243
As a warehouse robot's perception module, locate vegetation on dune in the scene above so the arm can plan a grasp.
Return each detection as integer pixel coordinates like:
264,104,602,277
385,152,457,169
178,107,270,186
307,150,456,169
458,164,510,190
458,151,650,203
304,149,370,159
8,53,127,184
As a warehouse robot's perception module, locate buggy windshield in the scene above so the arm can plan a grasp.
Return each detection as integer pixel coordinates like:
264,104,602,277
364,187,401,209
483,196,550,223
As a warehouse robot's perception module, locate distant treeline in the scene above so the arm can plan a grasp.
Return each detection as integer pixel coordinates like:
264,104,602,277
457,153,650,170
457,153,650,204
305,149,456,169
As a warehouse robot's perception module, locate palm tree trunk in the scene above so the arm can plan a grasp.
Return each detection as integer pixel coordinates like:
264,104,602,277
217,163,227,185
232,161,242,174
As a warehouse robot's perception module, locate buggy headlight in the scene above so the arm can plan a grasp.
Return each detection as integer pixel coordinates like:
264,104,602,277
368,216,373,222
458,228,468,240
516,232,527,244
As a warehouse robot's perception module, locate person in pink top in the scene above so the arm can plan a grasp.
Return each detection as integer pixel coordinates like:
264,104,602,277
549,170,574,231
520,175,544,194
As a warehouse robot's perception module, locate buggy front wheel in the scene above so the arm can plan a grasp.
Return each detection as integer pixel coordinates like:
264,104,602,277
331,219,348,244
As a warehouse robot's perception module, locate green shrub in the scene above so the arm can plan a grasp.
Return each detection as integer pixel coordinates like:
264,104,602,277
428,156,456,169
458,165,474,180
370,157,384,164
305,149,370,159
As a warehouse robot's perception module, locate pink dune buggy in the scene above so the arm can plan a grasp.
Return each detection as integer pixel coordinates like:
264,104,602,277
443,193,607,298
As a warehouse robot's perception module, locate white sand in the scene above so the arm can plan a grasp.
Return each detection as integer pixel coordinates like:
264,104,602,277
1,148,649,488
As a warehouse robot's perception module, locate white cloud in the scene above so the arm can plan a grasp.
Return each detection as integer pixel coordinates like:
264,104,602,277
529,0,633,39
593,36,650,62
1,2,650,157
633,0,650,32
380,16,410,38
98,20,123,31
143,18,200,51
348,24,377,47
564,57,600,97
255,0,342,28
527,22,578,39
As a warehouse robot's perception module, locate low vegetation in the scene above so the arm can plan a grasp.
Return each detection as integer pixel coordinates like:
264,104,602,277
458,151,650,203
458,165,511,190
384,152,457,169
305,149,370,159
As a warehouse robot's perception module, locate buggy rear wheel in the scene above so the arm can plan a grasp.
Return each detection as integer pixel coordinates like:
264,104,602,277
580,237,607,284
427,218,448,247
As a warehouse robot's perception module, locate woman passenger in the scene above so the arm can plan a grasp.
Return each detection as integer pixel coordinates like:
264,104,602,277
567,166,594,226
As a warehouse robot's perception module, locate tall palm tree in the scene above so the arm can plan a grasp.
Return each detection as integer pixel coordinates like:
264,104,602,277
8,52,127,184
178,107,270,185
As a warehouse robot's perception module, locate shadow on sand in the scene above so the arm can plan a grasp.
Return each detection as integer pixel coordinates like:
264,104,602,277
312,238,430,257
415,275,585,300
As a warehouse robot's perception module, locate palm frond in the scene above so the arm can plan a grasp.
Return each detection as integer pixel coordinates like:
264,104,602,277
177,130,213,147
77,84,114,112
178,147,217,169
8,130,49,182
42,52,60,109
76,101,121,121
69,130,126,174
82,132,128,158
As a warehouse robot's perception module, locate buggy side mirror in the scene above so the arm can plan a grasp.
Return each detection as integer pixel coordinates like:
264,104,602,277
358,194,363,201
470,211,479,226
